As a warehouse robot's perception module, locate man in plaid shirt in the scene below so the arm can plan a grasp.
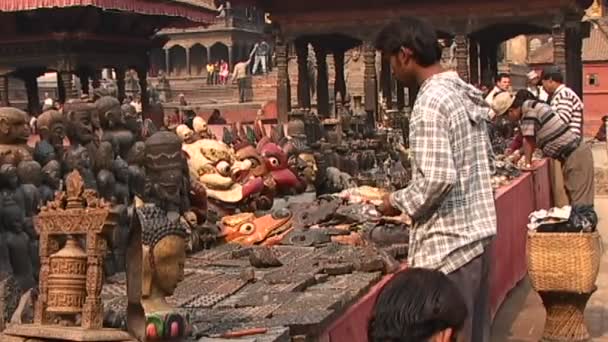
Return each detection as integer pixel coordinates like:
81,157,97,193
375,17,497,342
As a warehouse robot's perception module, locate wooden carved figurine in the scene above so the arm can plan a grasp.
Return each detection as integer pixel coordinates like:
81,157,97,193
127,203,190,341
0,107,32,165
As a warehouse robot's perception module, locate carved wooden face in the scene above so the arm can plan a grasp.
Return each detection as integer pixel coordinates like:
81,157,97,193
67,110,94,145
0,109,30,144
235,145,267,178
220,209,293,246
299,153,318,184
151,235,186,296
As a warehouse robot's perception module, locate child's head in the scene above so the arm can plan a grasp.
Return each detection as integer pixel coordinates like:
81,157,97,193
368,268,467,342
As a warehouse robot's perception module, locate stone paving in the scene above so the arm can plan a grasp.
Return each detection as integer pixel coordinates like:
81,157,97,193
492,143,608,341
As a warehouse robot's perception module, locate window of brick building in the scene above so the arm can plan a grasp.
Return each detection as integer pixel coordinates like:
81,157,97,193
588,74,600,86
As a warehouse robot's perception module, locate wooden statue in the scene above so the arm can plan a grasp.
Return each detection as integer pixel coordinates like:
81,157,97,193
127,203,190,341
0,107,33,165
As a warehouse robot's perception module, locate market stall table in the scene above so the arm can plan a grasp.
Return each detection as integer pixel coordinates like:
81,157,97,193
319,159,551,341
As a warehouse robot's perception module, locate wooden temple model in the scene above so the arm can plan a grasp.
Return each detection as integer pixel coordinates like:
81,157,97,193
3,170,132,342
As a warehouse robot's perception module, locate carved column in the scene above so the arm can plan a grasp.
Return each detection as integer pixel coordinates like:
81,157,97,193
24,73,40,115
469,39,480,85
396,81,405,111
58,71,77,103
165,49,170,75
116,67,126,103
186,47,191,76
314,44,330,117
454,34,469,83
295,39,311,108
381,55,392,110
566,21,585,98
137,67,149,116
553,24,567,84
363,42,378,122
275,36,290,123
78,70,90,96
479,41,498,86
0,75,9,106
228,45,234,70
91,70,101,89
207,48,211,65
333,49,347,104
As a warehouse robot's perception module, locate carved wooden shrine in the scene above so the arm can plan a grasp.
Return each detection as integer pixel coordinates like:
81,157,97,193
3,170,131,342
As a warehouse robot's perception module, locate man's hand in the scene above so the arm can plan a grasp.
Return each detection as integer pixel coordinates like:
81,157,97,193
377,194,402,217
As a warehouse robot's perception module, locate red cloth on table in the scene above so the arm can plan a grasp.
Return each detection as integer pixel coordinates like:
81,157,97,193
320,160,551,340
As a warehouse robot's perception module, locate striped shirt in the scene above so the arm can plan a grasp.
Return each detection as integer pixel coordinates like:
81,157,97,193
390,71,497,275
549,84,583,137
520,100,579,158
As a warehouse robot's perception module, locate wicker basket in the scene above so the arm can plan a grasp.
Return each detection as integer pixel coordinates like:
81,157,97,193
527,231,601,293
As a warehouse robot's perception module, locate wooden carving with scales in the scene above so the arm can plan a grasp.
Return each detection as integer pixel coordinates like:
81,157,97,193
33,170,116,329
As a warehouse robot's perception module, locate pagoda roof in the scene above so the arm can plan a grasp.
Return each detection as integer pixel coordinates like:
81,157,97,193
0,0,217,24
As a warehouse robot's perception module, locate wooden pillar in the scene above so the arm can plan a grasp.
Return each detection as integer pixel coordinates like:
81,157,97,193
396,81,405,111
381,55,392,110
408,85,419,108
58,71,76,102
137,67,149,117
164,49,170,76
228,45,234,70
295,39,311,109
206,48,211,65
24,73,40,115
91,70,101,89
186,47,191,76
469,39,480,85
0,75,10,106
566,21,585,98
454,34,469,83
78,71,90,96
275,36,290,124
314,44,330,117
552,24,567,84
333,49,347,104
363,42,378,122
116,67,126,103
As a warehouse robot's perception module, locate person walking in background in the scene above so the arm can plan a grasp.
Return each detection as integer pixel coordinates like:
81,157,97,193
206,62,215,85
219,60,230,85
213,61,220,85
375,16,496,342
526,70,548,102
252,39,270,75
208,109,227,125
232,58,251,103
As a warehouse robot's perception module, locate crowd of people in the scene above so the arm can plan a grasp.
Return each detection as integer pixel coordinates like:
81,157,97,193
366,16,595,342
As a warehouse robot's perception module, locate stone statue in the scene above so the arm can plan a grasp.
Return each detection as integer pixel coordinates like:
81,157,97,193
0,107,32,165
16,160,42,228
122,103,143,141
112,157,130,206
1,198,36,291
125,70,141,99
156,70,172,103
126,204,189,341
64,100,99,185
33,110,65,167
0,163,25,210
97,96,135,159
143,131,190,220
127,141,146,199
64,144,97,190
39,160,62,205
96,169,116,202
93,141,115,174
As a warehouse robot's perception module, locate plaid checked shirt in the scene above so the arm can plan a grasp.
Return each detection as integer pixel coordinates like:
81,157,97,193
390,72,497,274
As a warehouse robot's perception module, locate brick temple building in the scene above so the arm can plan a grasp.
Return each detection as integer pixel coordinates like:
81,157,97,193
230,0,592,124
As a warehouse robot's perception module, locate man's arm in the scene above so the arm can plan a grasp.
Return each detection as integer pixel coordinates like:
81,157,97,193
552,92,573,125
522,136,536,166
389,105,456,220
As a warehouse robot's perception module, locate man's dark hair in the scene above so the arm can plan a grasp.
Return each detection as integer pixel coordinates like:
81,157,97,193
496,73,511,83
511,89,537,109
374,17,442,67
368,268,467,342
542,66,564,83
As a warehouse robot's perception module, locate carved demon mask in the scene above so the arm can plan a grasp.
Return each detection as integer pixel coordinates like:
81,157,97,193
220,208,293,246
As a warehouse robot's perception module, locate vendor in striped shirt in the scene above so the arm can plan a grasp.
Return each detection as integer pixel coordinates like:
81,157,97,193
542,67,584,137
492,90,594,206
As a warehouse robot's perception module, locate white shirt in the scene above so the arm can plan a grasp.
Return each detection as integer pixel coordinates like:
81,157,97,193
131,101,143,114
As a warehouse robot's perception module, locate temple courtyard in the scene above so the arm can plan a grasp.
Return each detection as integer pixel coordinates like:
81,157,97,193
493,142,608,341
